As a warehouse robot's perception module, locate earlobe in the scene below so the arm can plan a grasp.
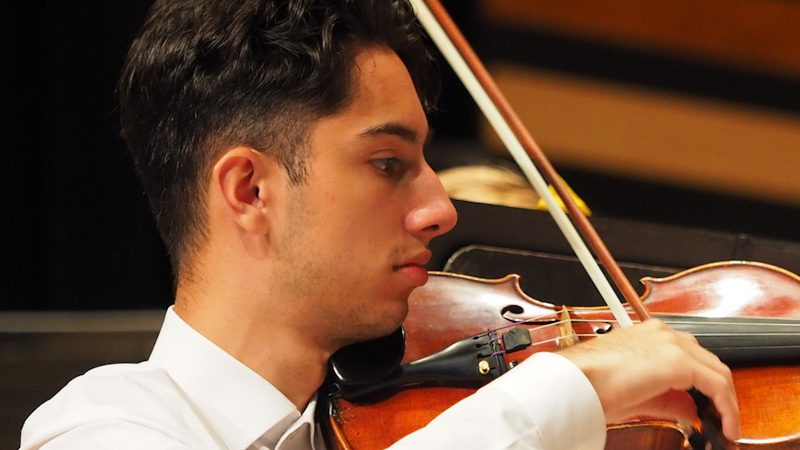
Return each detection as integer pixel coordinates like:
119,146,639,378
212,147,272,235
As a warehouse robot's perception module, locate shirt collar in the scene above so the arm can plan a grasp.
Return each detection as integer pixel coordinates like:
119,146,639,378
150,307,320,450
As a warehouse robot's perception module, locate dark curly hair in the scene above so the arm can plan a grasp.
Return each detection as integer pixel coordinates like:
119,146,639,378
118,0,438,275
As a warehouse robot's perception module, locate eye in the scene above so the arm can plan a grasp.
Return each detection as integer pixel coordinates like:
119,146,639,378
370,157,403,176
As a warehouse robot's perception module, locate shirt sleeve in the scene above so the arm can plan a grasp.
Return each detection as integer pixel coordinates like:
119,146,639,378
387,352,607,450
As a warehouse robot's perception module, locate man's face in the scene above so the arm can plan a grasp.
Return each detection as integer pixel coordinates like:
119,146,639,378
267,47,457,350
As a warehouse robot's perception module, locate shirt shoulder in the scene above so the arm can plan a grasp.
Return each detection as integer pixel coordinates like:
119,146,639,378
21,362,222,450
25,420,194,450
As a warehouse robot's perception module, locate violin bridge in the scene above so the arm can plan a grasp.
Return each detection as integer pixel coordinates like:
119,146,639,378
556,308,578,349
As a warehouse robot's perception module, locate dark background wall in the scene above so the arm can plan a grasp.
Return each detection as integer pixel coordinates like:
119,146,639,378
2,1,169,310
2,0,799,312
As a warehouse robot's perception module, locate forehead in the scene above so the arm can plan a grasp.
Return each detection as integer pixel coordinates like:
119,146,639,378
307,47,429,149
349,47,421,108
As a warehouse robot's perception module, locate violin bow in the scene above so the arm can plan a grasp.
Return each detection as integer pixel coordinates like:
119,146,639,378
409,0,643,326
410,1,729,448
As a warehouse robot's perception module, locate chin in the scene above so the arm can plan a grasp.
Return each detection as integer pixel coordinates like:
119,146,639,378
346,301,408,346
372,301,409,337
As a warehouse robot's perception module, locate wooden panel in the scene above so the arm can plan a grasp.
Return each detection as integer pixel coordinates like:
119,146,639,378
481,64,800,205
480,0,800,78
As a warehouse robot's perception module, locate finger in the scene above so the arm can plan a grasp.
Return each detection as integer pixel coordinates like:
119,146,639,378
689,363,741,441
670,330,741,440
674,331,734,384
606,389,696,424
629,323,741,440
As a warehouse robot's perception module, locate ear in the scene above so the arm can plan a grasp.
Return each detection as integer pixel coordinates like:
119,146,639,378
210,147,276,235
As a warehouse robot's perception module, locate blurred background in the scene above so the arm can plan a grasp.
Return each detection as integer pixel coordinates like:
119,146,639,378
2,0,799,447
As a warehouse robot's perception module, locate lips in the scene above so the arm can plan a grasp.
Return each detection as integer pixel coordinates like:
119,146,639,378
393,249,432,286
397,249,432,268
394,264,429,286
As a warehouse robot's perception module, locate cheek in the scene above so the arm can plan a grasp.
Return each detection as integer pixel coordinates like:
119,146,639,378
325,191,402,239
325,188,337,204
309,172,410,258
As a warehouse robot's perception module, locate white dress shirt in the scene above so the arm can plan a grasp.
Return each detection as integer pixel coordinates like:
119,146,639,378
21,307,606,450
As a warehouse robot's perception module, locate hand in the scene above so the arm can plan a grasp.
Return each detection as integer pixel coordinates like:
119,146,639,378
557,318,741,441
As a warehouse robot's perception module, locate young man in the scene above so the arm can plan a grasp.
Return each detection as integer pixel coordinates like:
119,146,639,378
21,1,740,449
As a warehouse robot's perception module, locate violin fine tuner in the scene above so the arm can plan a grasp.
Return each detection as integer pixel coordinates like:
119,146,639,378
477,360,490,375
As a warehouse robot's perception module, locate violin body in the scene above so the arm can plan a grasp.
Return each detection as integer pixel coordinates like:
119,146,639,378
322,261,800,449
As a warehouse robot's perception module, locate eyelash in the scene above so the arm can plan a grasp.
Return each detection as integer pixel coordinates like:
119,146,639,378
370,157,403,176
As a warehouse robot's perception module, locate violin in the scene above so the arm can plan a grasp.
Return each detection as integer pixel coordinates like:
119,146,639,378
320,0,799,448
322,262,800,449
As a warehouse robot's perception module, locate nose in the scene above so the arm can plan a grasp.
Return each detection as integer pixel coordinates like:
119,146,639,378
405,163,458,242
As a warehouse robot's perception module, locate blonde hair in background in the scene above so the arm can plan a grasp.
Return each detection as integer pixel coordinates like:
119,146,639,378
437,164,591,215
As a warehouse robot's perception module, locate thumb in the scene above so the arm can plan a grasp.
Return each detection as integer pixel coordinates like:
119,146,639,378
606,389,698,424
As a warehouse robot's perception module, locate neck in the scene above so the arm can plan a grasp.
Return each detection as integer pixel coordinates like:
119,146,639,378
175,280,331,411
659,314,800,365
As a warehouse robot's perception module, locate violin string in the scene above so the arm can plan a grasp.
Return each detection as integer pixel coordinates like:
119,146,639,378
484,319,568,345
557,308,800,327
687,333,800,337
528,333,598,349
500,310,563,324
483,313,590,355
513,313,800,329
508,330,799,355
484,321,800,355
488,333,600,357
496,307,800,329
674,321,800,327
482,312,800,356
493,315,800,334
558,318,800,337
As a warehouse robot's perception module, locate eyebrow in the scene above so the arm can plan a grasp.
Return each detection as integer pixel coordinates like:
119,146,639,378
359,122,433,145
